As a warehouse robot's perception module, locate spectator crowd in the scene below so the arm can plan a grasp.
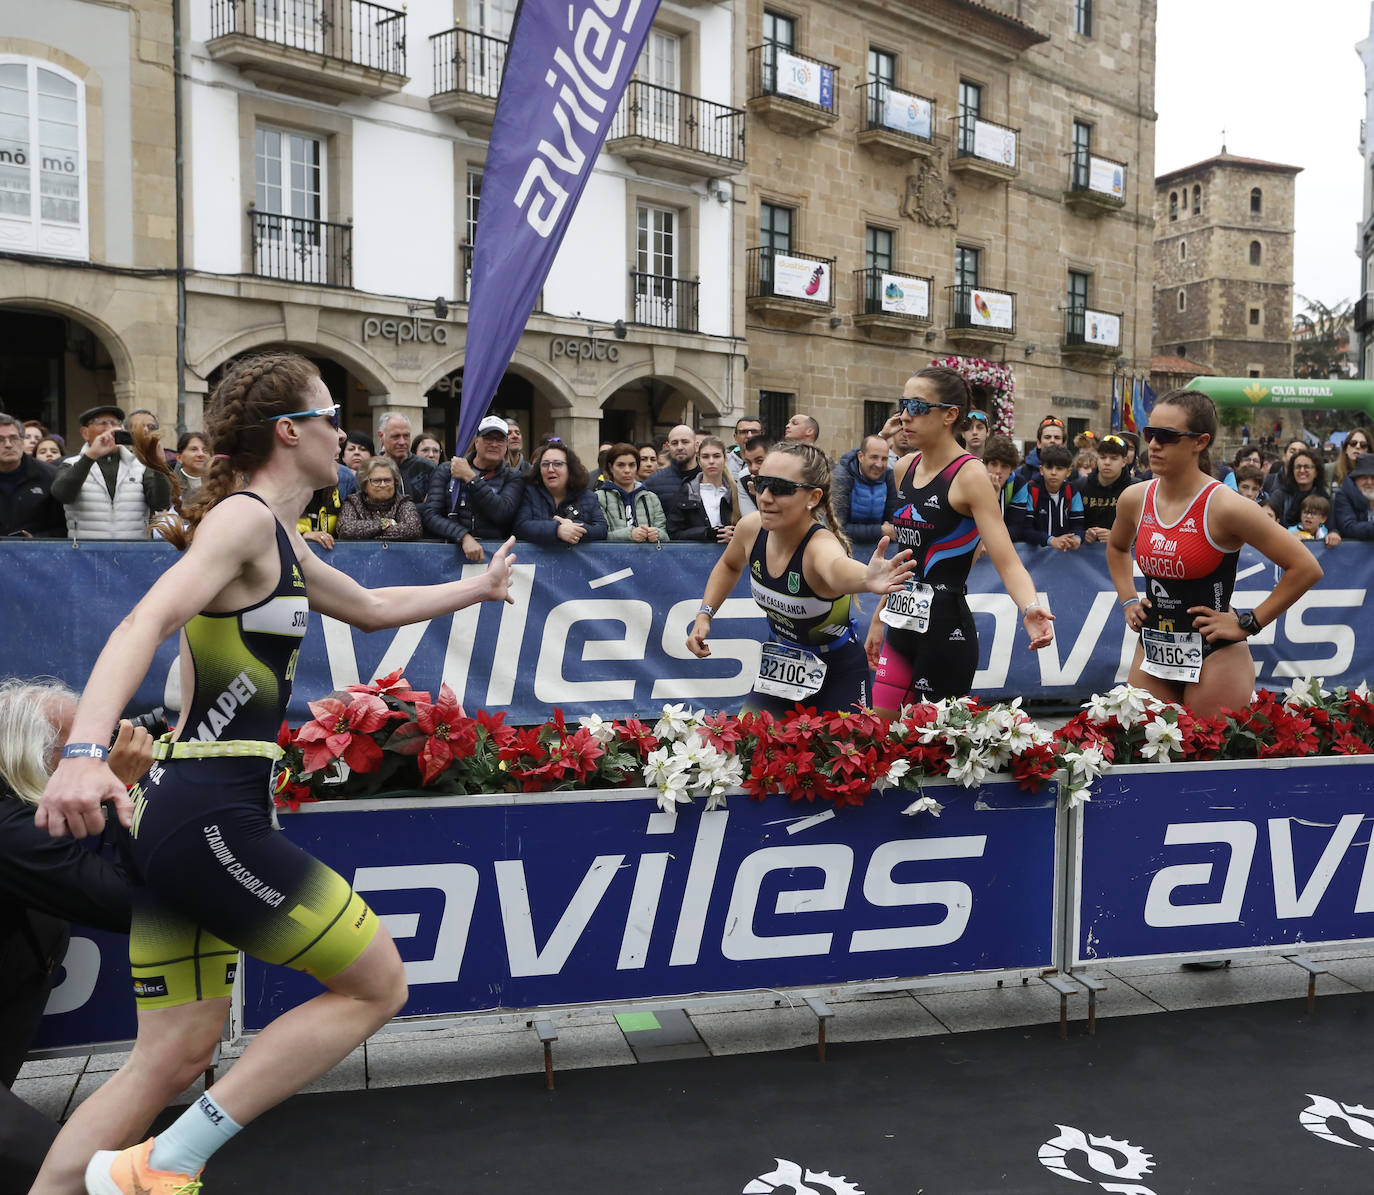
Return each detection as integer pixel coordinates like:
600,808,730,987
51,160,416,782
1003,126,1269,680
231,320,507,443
5,400,1373,559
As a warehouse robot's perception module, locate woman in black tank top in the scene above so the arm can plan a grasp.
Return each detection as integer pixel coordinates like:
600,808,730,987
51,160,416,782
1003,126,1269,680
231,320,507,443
866,367,1056,718
687,442,916,715
31,354,519,1194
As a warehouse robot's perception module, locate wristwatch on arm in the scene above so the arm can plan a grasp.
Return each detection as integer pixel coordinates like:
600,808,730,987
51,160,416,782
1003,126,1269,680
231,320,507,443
1235,609,1261,637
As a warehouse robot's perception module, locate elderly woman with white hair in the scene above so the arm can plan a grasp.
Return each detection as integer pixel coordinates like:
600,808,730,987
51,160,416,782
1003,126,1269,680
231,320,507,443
0,679,153,1195
336,455,422,541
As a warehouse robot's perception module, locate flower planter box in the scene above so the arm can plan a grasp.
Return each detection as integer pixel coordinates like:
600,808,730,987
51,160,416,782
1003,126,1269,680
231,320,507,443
1069,756,1374,969
240,779,1062,1031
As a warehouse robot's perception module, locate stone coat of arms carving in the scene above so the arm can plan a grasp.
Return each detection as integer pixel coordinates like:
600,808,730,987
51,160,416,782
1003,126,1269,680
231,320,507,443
901,159,958,228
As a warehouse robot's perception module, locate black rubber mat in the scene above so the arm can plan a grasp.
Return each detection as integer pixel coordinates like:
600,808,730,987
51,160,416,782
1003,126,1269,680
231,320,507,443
197,993,1374,1193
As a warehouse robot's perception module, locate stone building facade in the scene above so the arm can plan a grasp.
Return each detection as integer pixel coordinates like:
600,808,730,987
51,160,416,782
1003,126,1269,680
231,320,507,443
739,0,1157,452
1152,152,1300,381
0,1,178,443
1354,7,1374,378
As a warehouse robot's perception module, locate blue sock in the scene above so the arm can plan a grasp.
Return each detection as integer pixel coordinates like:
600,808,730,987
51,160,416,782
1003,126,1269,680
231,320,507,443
148,1091,243,1175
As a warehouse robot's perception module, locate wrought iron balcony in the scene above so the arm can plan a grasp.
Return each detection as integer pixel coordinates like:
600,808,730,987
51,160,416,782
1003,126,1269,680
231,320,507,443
629,272,700,332
605,81,746,179
950,114,1019,184
1062,304,1123,357
208,0,407,102
429,27,506,132
746,247,835,322
856,82,937,162
945,283,1015,341
249,208,352,289
746,44,839,136
852,267,933,336
1065,151,1127,216
1356,293,1374,333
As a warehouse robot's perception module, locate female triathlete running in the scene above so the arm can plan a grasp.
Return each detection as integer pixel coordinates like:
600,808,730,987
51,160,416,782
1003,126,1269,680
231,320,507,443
687,441,914,714
1107,387,1321,717
31,353,515,1195
865,366,1055,717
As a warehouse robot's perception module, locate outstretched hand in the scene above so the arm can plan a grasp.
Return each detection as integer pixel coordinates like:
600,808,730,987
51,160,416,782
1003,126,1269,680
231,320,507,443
1023,606,1056,650
864,536,916,595
486,537,517,604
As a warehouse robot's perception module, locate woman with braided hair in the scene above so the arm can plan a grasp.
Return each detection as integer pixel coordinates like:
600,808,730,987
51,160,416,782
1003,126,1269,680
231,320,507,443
865,366,1055,716
687,441,916,715
31,352,517,1195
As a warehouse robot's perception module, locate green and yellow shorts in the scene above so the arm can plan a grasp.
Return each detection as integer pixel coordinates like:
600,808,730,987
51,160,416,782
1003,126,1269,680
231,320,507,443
126,757,377,1009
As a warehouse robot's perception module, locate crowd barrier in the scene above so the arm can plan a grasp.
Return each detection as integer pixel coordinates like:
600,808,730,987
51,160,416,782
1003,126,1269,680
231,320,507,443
1067,757,1374,968
34,758,1374,1054
3,538,1370,722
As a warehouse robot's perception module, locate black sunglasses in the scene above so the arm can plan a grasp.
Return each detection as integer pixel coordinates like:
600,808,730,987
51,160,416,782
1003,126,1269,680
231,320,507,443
1142,425,1203,446
899,397,959,416
753,475,820,497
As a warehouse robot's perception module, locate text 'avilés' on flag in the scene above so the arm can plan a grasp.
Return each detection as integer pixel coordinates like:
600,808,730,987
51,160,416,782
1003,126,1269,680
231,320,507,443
456,0,662,453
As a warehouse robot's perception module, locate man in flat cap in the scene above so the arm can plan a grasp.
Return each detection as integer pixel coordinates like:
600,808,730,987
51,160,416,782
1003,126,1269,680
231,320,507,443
50,405,172,540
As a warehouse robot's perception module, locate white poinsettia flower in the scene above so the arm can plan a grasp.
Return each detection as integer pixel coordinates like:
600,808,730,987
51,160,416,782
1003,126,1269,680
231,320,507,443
901,794,945,817
1070,744,1108,780
577,713,617,744
1084,691,1115,723
1065,783,1092,809
1282,676,1330,708
1004,717,1039,753
1140,716,1184,761
887,721,910,741
655,780,692,813
947,752,988,788
653,703,695,741
872,758,911,792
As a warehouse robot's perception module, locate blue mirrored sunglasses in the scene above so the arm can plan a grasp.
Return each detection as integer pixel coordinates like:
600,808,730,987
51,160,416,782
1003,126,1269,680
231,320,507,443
968,410,990,423
899,397,958,416
268,404,341,430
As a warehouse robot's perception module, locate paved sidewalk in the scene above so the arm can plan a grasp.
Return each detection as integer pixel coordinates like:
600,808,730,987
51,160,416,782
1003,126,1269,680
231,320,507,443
16,943,1374,1122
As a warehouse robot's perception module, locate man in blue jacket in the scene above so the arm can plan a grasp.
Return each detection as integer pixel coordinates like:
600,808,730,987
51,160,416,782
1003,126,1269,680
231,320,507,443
1333,453,1374,539
421,415,525,560
833,435,898,544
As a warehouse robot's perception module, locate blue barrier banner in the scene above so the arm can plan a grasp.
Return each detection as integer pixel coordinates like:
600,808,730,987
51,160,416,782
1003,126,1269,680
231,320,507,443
31,929,136,1053
1073,758,1374,966
242,782,1059,1028
2,539,1367,721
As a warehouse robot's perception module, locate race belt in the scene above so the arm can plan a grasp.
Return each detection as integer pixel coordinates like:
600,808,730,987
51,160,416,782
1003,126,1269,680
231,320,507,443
152,737,284,762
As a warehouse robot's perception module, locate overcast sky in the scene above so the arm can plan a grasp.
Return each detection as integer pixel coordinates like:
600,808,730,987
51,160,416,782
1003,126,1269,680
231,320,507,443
1154,0,1371,315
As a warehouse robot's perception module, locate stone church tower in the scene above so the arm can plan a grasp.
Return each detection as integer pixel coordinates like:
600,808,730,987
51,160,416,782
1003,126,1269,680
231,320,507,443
1153,152,1301,380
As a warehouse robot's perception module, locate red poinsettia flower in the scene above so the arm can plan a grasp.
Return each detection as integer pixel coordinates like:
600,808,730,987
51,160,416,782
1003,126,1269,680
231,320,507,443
1332,731,1373,755
294,693,392,774
616,717,660,756
345,668,431,704
476,708,517,750
414,684,478,785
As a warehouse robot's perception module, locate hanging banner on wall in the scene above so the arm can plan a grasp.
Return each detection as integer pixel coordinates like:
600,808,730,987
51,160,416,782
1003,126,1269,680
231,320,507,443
773,253,831,302
454,0,662,455
972,120,1016,167
5,542,1372,723
1072,758,1374,966
242,780,1060,1025
882,88,931,139
969,288,1013,329
1088,156,1125,198
1083,309,1121,347
774,49,835,108
880,273,930,317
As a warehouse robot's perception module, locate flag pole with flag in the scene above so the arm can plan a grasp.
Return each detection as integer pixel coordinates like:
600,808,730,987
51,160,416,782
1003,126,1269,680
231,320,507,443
454,0,662,455
1110,370,1121,431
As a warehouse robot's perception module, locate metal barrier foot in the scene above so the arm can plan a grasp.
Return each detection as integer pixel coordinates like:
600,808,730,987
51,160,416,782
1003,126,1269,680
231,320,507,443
532,1019,558,1090
1074,974,1108,1035
1040,974,1079,1039
1283,955,1328,1014
803,996,832,1062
